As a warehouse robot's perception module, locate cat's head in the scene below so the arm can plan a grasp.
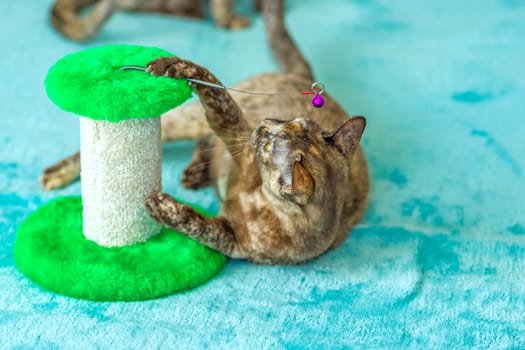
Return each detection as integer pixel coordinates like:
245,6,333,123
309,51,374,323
251,116,366,206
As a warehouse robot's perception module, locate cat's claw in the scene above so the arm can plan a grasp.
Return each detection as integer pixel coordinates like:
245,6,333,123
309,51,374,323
145,192,193,230
146,57,200,80
145,192,175,226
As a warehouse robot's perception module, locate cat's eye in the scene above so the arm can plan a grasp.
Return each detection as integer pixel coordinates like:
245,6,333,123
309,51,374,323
264,143,271,152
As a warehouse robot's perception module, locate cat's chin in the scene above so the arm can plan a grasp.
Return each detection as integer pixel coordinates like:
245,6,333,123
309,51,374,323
260,185,303,215
261,184,284,203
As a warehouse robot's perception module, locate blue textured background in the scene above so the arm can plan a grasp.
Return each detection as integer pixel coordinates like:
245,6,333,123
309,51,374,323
1,0,524,348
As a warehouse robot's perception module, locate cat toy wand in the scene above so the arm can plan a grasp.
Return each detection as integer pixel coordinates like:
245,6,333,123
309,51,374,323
120,65,326,108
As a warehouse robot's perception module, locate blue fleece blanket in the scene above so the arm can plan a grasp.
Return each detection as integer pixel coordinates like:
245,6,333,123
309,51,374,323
1,0,524,348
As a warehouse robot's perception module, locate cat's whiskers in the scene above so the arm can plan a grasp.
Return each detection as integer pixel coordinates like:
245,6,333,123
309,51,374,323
197,141,252,154
181,142,252,173
229,148,246,159
183,159,216,172
219,136,253,143
214,125,253,140
182,147,246,173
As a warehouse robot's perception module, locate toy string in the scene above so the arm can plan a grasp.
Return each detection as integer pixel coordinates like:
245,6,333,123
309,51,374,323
120,65,325,97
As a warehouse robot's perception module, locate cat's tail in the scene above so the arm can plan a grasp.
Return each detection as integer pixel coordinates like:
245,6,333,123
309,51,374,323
261,0,314,81
50,0,114,41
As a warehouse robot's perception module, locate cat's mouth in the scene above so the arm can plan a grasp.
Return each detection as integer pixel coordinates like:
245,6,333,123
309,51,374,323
277,152,303,181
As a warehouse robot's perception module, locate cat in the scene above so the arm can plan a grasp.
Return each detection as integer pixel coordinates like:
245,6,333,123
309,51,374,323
51,0,259,41
41,0,370,264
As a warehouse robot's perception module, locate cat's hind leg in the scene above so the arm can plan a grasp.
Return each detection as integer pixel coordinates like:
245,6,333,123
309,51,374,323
145,192,242,258
181,136,215,189
162,103,215,189
39,151,81,190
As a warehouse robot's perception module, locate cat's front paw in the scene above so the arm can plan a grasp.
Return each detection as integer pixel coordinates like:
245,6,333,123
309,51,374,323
145,192,194,230
146,57,201,80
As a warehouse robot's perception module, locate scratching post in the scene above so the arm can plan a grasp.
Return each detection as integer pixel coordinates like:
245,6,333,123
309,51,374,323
80,117,162,246
13,45,227,301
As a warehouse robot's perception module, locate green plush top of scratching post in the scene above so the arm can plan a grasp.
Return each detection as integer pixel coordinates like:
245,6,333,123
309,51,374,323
14,196,227,301
45,44,193,122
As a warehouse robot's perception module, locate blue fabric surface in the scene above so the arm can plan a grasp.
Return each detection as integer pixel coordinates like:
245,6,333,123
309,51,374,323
1,0,524,348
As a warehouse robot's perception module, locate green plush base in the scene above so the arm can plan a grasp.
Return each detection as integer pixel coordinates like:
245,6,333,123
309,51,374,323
45,45,193,122
13,196,227,301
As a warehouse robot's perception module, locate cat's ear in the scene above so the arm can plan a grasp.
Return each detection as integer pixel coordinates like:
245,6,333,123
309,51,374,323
281,160,314,205
325,116,366,156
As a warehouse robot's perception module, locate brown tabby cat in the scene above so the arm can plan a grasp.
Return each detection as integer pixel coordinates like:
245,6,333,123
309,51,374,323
51,0,258,41
41,0,370,264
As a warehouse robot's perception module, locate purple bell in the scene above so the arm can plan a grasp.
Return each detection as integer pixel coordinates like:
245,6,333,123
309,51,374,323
312,93,325,108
